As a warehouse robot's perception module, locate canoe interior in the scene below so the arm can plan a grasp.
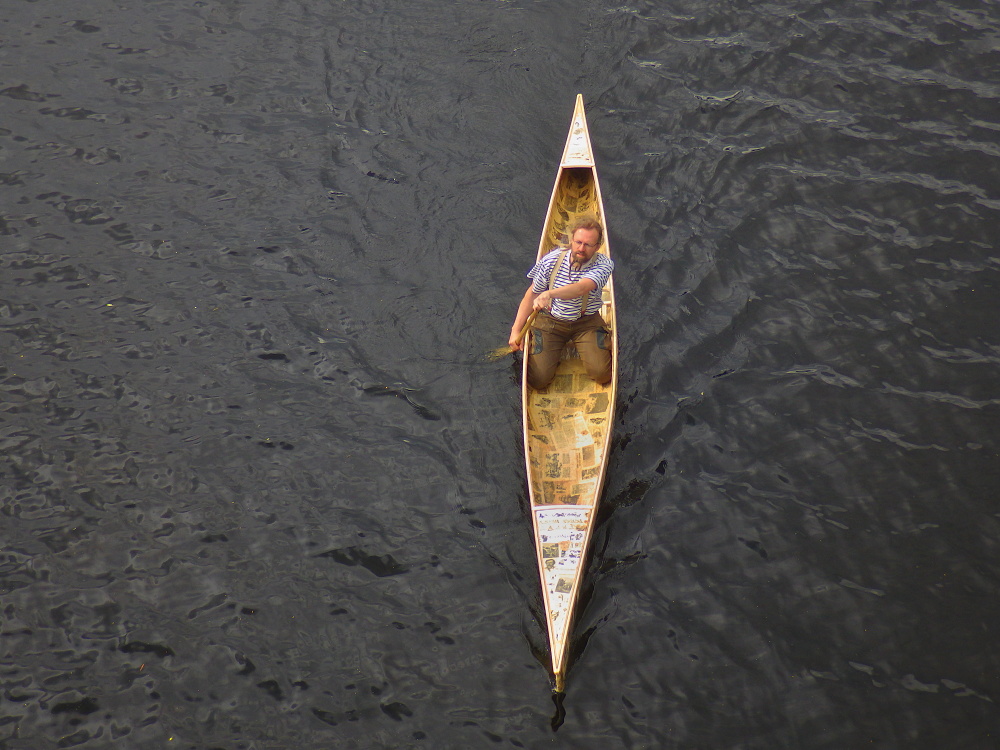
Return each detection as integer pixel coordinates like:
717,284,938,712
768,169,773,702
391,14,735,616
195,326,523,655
523,158,617,688
538,168,602,262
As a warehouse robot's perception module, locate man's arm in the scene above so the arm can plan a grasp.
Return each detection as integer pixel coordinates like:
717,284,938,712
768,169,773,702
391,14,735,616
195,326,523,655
509,284,540,351
532,278,598,310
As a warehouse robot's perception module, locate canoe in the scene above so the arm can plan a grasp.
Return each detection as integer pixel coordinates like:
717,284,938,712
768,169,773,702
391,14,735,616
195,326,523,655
522,94,617,692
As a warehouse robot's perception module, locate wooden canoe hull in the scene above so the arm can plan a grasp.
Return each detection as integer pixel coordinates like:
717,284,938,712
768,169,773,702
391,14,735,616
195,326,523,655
522,95,617,691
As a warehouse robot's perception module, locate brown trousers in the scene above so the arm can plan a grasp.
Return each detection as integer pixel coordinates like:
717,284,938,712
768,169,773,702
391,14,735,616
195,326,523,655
527,312,612,390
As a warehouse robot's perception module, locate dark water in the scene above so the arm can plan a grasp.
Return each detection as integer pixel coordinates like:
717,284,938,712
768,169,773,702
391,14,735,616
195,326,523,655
3,0,1000,747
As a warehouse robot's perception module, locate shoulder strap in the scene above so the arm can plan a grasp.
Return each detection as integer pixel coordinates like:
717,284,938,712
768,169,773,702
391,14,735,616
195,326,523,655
548,251,569,291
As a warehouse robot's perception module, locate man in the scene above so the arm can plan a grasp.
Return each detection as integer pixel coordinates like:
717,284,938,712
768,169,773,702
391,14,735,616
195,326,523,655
508,215,614,390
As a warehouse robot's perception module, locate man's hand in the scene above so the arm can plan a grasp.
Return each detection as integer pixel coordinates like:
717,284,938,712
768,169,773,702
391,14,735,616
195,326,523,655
533,290,553,311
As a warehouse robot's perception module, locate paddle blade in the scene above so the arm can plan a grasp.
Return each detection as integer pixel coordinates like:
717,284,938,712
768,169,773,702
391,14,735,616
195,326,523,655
486,344,515,361
488,310,537,361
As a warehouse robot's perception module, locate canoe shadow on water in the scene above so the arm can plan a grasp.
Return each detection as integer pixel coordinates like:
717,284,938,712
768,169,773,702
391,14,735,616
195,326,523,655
550,689,567,731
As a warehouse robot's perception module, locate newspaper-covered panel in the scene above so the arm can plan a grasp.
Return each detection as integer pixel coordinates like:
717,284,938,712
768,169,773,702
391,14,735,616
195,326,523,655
536,506,592,648
527,410,606,505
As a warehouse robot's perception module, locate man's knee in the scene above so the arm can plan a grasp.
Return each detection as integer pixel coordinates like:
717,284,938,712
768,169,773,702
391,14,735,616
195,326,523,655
578,327,612,383
527,368,555,390
527,353,558,389
584,356,612,384
527,330,560,389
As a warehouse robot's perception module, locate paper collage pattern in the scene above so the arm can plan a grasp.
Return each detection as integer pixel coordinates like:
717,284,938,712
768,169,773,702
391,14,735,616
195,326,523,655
527,375,609,507
535,505,591,651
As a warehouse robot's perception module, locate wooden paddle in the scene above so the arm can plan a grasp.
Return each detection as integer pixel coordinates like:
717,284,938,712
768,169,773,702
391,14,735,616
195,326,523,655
488,310,538,361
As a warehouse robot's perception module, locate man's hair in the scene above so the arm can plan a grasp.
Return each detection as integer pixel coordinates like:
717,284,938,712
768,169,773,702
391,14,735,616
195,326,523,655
566,215,603,247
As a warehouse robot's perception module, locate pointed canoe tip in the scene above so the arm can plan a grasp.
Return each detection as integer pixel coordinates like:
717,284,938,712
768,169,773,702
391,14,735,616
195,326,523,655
560,99,596,167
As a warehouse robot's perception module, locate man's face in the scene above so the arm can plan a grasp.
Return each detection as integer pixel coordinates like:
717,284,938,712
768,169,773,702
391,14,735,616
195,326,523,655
570,228,600,265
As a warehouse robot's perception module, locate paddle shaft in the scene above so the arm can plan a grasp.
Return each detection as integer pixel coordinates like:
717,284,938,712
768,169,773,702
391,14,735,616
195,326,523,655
510,250,562,351
515,310,538,347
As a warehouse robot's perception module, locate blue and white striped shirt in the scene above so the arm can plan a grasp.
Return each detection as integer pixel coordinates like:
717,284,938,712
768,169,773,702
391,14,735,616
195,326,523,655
528,249,614,321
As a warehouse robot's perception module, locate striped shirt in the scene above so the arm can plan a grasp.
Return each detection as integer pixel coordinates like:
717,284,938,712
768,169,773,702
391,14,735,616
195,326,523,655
528,248,614,321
